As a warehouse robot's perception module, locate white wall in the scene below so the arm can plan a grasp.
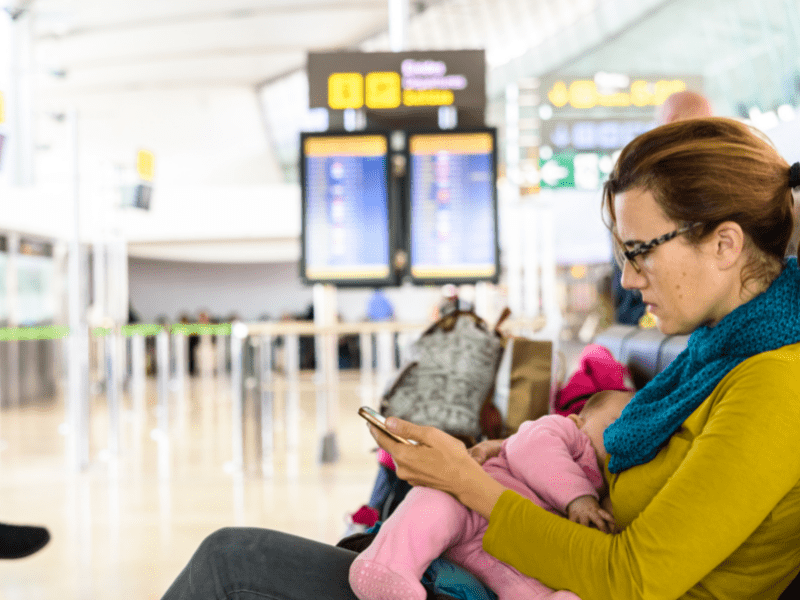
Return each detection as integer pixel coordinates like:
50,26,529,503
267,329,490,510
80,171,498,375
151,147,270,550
1,86,287,243
128,257,442,324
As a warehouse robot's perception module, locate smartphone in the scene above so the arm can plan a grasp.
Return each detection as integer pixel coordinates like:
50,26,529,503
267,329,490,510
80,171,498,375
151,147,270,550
358,406,417,445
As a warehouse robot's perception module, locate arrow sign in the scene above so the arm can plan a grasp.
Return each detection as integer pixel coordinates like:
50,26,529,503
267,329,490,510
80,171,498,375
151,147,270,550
540,159,571,187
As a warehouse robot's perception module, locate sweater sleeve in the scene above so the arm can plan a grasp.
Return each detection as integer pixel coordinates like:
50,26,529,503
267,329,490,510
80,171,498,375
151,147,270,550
503,417,600,512
482,354,800,600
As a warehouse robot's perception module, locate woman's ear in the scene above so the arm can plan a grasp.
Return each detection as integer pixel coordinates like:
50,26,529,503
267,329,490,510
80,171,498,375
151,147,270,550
711,221,745,270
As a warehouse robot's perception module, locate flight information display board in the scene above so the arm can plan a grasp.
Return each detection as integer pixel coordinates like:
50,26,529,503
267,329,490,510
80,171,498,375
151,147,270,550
301,132,393,285
407,129,499,283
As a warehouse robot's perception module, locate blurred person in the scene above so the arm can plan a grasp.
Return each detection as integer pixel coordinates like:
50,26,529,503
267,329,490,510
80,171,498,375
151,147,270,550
657,90,714,124
366,288,394,322
613,89,713,325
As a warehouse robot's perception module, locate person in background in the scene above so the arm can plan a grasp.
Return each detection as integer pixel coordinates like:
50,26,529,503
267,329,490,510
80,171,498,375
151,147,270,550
366,288,395,323
657,90,714,124
613,89,713,325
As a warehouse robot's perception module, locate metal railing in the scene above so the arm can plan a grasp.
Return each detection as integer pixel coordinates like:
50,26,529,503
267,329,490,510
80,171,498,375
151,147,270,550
0,317,547,477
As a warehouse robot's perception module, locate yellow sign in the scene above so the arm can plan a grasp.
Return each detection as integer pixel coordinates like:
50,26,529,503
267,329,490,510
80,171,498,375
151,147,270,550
304,135,387,157
328,73,364,109
136,150,155,182
328,70,459,110
402,89,454,107
547,79,687,109
0,91,5,124
365,72,401,109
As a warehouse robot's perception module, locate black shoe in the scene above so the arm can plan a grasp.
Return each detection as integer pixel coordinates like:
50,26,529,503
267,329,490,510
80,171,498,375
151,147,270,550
0,523,50,559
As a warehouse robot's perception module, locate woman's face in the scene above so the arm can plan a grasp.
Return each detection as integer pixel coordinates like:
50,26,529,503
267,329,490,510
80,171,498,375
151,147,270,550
615,187,739,335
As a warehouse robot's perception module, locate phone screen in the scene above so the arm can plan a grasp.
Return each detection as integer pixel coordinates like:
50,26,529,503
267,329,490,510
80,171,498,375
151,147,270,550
358,406,416,445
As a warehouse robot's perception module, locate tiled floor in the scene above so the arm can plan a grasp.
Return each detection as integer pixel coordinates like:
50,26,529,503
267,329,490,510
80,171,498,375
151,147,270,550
0,372,380,600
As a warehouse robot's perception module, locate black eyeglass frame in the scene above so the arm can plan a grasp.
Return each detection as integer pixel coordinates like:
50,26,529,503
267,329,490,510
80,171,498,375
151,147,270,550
616,222,703,272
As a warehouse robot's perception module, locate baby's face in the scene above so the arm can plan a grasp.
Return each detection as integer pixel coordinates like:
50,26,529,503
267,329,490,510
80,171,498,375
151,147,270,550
580,392,633,463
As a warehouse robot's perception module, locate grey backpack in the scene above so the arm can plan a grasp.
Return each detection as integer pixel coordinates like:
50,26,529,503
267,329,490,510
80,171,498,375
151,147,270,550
380,309,509,442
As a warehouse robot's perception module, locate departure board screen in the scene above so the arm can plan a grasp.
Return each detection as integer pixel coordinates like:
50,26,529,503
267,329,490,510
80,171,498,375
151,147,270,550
407,130,499,283
301,133,392,284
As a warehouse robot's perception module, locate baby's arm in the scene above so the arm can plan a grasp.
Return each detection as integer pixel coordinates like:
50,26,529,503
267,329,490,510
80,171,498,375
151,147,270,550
503,417,603,514
567,495,617,533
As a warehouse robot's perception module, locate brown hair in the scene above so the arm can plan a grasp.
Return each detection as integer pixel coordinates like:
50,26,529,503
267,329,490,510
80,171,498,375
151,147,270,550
603,117,795,289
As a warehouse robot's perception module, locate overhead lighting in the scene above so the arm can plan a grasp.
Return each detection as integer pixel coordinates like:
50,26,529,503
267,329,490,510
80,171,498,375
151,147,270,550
759,110,779,130
594,72,630,90
777,104,796,122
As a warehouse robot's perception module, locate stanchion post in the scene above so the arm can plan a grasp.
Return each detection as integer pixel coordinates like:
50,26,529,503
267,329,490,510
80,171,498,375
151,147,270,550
172,331,187,435
131,334,145,415
156,329,170,435
314,283,339,464
106,329,121,457
359,331,374,407
284,333,300,471
229,323,246,474
377,329,394,394
155,328,171,479
259,335,274,478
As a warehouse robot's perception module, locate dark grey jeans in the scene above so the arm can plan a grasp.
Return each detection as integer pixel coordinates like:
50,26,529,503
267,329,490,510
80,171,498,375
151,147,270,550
161,527,360,600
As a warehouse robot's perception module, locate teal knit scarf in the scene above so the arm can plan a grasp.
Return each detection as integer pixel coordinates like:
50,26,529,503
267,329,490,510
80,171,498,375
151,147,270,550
605,257,800,473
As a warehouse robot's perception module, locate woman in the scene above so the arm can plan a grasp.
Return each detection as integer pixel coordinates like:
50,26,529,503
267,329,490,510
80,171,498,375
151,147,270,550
162,118,800,600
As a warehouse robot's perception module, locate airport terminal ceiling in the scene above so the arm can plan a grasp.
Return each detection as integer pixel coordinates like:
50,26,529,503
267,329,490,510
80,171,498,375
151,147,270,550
21,0,799,103
10,0,800,174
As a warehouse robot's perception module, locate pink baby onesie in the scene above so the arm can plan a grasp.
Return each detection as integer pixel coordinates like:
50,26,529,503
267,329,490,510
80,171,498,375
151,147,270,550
349,414,605,600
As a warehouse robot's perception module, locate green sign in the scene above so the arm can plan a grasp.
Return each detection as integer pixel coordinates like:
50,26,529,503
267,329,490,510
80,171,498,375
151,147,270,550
539,152,575,189
540,151,616,190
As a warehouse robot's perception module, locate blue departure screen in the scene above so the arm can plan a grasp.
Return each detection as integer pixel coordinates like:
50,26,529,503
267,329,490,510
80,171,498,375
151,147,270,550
408,131,497,281
303,134,391,282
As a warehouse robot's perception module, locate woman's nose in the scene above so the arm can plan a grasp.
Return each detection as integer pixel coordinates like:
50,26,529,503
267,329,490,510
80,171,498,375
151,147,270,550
619,260,646,289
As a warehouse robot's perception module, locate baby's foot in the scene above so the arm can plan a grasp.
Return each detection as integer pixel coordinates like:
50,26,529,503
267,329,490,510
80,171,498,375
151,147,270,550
348,557,427,600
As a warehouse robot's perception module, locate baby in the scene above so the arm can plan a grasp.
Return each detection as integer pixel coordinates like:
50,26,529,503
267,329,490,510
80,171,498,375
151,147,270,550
349,390,633,600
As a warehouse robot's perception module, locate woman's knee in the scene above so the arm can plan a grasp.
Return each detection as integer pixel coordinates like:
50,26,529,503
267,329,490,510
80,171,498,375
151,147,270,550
193,527,246,566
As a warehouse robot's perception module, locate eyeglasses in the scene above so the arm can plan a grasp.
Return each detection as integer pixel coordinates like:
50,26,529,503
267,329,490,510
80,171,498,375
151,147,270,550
615,222,702,273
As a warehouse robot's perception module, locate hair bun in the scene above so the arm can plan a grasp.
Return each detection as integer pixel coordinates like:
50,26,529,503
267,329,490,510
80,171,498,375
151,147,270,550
790,162,800,189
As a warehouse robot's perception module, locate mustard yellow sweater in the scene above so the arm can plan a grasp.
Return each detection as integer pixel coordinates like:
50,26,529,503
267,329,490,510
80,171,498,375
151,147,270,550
483,343,800,599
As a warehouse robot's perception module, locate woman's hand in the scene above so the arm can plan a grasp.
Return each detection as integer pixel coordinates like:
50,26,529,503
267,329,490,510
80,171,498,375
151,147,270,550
468,439,503,465
367,417,507,520
367,418,473,493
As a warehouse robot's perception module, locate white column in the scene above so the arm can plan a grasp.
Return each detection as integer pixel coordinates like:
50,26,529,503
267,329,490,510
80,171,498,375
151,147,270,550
5,7,34,185
388,0,409,52
539,199,560,335
6,232,19,406
522,199,540,318
92,243,106,325
66,110,90,471
503,84,524,317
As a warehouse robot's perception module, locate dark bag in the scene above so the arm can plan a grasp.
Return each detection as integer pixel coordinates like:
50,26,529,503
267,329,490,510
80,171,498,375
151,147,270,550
380,309,510,443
